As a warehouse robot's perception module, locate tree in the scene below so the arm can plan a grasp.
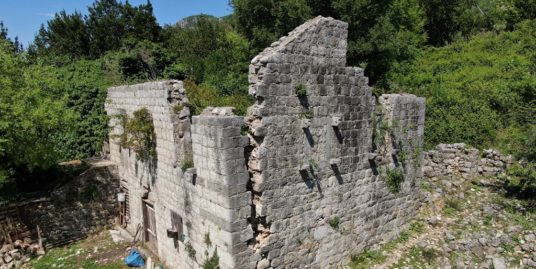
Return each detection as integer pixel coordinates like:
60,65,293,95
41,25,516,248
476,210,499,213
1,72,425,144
32,11,90,59
231,0,426,85
0,40,75,189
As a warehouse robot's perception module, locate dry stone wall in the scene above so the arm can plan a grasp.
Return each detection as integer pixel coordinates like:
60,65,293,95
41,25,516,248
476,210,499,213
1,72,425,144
423,143,513,179
0,161,119,269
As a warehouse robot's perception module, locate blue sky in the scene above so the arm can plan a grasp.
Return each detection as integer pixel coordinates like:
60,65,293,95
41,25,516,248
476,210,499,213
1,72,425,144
0,0,233,47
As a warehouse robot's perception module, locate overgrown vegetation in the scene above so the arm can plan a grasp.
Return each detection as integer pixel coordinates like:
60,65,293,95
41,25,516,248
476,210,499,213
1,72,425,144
294,84,307,97
329,217,340,229
181,155,194,172
184,241,196,258
381,167,405,193
116,108,157,162
503,162,536,198
202,248,219,269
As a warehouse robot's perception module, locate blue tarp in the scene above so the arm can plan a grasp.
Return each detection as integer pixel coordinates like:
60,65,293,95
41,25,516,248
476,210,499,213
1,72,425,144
124,249,145,267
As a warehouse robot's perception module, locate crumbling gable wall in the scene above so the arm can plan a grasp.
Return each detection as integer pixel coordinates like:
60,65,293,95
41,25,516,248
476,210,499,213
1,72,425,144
245,16,425,268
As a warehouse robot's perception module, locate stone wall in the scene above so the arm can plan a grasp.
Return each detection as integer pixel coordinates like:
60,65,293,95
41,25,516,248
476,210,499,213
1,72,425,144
0,161,119,268
423,143,513,179
105,83,253,268
244,16,426,268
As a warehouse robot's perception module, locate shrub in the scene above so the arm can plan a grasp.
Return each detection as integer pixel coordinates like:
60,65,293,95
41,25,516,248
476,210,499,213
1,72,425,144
386,20,536,157
181,156,194,172
294,84,307,97
382,167,404,193
184,241,196,258
202,248,219,269
504,162,536,198
118,108,157,162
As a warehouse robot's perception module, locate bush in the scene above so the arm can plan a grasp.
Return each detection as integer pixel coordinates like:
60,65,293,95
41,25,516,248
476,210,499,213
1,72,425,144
382,167,405,193
386,20,536,157
294,84,307,97
504,162,536,198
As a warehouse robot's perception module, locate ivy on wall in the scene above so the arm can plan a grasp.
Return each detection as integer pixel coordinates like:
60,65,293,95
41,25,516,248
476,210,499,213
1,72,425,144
114,108,157,162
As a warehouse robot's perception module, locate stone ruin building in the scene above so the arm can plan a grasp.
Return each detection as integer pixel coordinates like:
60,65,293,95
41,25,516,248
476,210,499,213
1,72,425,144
105,16,426,269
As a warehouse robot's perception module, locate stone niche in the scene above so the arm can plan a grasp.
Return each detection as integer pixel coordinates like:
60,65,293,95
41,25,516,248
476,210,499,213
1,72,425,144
105,16,426,269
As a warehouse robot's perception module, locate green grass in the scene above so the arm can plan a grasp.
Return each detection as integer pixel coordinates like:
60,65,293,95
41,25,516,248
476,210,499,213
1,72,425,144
349,249,387,269
391,246,438,268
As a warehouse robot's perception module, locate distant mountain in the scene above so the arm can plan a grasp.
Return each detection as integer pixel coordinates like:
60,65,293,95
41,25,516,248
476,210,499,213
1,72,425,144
176,14,219,29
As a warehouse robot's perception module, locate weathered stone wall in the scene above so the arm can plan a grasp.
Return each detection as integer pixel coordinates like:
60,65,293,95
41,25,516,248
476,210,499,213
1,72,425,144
105,83,252,269
244,16,426,268
105,16,427,269
423,143,513,179
0,161,119,269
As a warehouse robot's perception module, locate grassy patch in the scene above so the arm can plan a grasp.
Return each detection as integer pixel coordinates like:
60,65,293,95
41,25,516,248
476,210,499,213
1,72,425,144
391,246,438,268
30,232,130,269
349,249,387,269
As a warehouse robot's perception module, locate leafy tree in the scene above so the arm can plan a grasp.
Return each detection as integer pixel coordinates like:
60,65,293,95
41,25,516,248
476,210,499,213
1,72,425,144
0,40,75,188
231,0,426,85
163,16,251,96
55,59,111,159
87,0,126,56
32,11,90,59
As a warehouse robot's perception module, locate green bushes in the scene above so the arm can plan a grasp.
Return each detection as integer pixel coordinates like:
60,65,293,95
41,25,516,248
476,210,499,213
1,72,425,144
504,162,536,198
386,20,536,158
381,167,405,193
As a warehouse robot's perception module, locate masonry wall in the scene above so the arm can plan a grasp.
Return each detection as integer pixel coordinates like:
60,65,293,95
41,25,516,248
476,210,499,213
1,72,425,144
105,83,253,269
423,143,513,179
244,16,426,268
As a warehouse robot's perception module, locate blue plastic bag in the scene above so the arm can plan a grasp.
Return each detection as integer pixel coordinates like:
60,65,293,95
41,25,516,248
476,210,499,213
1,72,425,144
124,249,145,267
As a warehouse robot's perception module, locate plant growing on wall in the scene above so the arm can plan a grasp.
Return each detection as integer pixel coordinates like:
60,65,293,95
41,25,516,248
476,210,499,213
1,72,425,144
117,108,157,162
202,248,219,269
181,154,194,172
329,217,340,229
381,167,404,193
299,110,313,119
184,241,196,258
294,84,307,97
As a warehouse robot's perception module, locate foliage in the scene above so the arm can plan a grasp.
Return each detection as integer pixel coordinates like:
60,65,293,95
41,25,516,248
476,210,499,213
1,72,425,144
232,0,426,85
31,0,160,59
504,162,536,198
184,241,196,258
386,20,536,157
203,233,212,247
181,156,194,172
202,248,219,269
329,217,340,229
184,80,251,116
349,249,387,269
55,59,111,159
0,40,75,191
381,167,404,193
163,16,250,96
299,110,314,119
118,108,157,162
420,0,536,46
103,39,175,83
294,84,307,97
